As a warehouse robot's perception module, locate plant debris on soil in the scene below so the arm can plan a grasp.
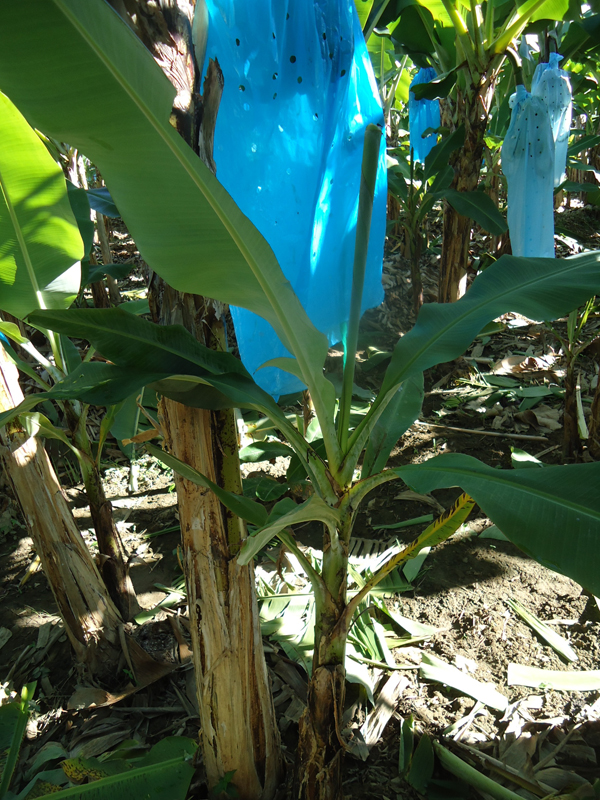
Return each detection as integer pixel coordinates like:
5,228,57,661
1,204,599,799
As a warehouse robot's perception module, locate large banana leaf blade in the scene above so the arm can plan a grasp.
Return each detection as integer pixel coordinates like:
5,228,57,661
381,252,600,394
0,92,82,318
394,454,600,596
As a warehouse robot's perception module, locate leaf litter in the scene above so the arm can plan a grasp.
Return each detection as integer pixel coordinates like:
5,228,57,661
1,210,600,798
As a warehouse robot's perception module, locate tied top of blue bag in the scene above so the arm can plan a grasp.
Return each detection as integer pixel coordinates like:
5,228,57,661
531,52,572,187
502,84,555,259
203,0,386,398
409,67,440,164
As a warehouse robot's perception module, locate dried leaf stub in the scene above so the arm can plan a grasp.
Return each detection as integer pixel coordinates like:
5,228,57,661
516,405,562,432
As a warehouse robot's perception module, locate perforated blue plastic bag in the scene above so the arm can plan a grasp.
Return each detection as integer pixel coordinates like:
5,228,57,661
502,85,555,259
408,67,440,163
531,53,572,187
203,0,386,398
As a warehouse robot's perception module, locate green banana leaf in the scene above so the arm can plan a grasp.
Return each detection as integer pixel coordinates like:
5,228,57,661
381,252,600,396
237,496,341,566
0,0,335,436
0,683,36,798
0,92,82,319
28,754,194,800
394,454,600,596
361,372,424,478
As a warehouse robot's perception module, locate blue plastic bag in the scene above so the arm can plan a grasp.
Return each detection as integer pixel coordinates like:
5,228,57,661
531,53,572,187
502,85,555,259
408,67,440,164
203,0,386,398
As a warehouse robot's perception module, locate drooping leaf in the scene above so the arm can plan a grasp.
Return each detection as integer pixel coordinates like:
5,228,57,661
66,182,94,258
85,263,133,286
362,372,424,478
239,440,295,463
410,70,457,101
436,189,508,235
394,454,600,595
0,92,82,319
86,186,120,218
423,126,465,181
146,442,268,528
238,497,341,565
380,252,600,396
21,412,80,457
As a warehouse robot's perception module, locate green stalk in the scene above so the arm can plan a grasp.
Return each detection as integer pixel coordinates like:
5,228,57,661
504,47,523,87
469,0,485,62
337,124,382,456
441,0,478,75
433,742,525,800
489,0,549,55
363,0,393,42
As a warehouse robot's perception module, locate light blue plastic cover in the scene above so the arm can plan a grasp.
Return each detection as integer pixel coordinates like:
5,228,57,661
502,84,555,259
531,53,572,187
408,67,440,164
204,0,386,398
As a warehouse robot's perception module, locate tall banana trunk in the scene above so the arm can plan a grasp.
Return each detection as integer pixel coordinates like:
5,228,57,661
153,287,282,799
0,344,122,676
108,2,282,795
439,81,494,303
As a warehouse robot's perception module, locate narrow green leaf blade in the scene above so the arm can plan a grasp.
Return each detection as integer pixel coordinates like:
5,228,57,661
507,663,600,691
146,443,268,528
381,252,600,396
238,496,340,565
420,653,508,711
437,189,508,235
506,598,578,662
362,373,424,478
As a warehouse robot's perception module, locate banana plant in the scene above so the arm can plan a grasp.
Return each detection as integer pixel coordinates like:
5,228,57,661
371,0,573,303
388,126,507,313
1,3,600,800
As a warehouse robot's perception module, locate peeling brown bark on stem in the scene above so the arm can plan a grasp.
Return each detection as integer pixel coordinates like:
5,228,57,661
159,384,281,799
81,456,141,621
295,665,346,800
0,344,122,676
563,361,583,459
61,399,140,621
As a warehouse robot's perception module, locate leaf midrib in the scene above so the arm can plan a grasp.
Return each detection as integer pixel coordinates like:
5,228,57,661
398,461,600,521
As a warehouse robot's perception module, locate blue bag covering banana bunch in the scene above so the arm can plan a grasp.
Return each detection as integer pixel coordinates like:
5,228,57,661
531,52,572,188
201,0,386,398
408,67,440,164
502,84,555,259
